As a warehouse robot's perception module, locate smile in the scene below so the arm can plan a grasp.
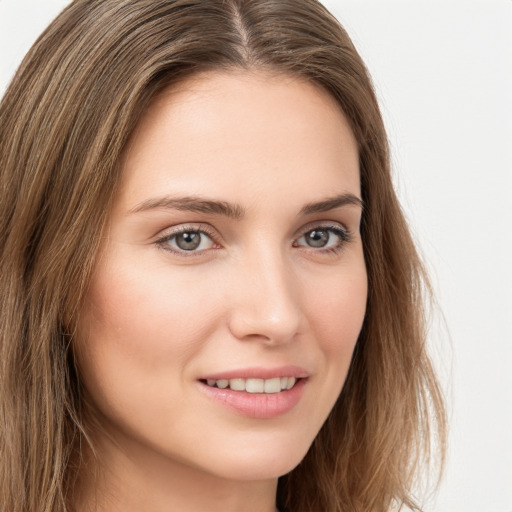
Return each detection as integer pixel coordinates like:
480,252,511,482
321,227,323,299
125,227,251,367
204,377,298,393
199,377,307,419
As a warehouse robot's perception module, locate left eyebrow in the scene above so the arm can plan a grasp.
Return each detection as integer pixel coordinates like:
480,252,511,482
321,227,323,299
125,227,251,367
299,193,364,216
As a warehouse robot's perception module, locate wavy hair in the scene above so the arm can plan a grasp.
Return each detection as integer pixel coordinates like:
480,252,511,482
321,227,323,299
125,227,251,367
0,1,446,510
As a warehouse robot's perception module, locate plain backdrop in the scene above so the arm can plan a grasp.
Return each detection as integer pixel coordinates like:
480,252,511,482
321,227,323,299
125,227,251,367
1,1,511,511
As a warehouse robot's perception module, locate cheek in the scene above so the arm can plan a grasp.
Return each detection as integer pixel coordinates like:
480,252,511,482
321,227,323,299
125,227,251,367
81,258,221,360
306,263,367,356
302,259,367,417
74,255,224,416
293,260,367,435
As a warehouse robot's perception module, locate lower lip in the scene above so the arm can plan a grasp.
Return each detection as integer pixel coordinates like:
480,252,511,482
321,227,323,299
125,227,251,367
198,378,307,419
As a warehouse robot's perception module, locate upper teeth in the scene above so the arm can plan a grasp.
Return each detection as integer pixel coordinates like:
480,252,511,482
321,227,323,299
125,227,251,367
206,377,297,393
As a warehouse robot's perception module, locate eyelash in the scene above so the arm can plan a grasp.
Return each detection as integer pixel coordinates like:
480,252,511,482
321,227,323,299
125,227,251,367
155,223,352,257
293,224,352,254
155,225,220,257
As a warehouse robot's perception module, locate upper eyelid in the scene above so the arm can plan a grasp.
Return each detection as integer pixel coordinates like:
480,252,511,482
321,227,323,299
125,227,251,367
155,223,219,241
156,220,348,237
294,220,350,239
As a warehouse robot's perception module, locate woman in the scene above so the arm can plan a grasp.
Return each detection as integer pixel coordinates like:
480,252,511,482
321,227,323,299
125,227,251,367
0,1,446,511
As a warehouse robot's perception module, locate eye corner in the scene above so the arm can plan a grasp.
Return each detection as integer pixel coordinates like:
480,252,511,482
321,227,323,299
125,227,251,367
154,224,222,257
293,224,352,254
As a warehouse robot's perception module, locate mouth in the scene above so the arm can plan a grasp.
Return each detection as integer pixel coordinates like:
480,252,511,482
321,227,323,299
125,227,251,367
197,366,309,418
198,375,307,419
200,376,300,393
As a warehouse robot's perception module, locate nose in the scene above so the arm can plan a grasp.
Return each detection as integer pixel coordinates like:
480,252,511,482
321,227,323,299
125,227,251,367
227,249,302,345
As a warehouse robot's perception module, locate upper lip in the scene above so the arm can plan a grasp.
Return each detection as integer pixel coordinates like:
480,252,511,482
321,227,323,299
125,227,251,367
200,365,310,381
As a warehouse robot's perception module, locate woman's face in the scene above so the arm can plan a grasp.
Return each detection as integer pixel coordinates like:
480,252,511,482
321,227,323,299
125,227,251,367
77,71,367,482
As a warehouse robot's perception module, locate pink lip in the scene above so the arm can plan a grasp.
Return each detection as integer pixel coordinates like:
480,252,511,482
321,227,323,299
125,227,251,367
200,365,309,381
197,371,308,420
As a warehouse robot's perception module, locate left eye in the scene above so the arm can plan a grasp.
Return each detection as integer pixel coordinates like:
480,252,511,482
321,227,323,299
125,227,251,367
161,230,215,252
295,227,348,249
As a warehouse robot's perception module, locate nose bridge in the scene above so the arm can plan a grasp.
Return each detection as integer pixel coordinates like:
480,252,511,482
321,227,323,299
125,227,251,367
228,243,301,343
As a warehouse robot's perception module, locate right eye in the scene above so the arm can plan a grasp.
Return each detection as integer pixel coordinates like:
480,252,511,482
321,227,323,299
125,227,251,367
156,227,218,254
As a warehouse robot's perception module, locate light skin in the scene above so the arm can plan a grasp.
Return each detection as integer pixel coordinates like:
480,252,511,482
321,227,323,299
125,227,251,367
75,70,367,512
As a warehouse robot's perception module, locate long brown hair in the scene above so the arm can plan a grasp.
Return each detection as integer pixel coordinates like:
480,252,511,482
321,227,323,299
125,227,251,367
0,1,446,510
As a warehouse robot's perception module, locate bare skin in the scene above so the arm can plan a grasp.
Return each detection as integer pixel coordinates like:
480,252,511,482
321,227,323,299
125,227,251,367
75,70,367,512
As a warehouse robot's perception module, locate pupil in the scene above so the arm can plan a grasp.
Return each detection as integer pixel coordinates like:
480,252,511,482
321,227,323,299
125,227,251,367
176,232,201,250
307,230,329,247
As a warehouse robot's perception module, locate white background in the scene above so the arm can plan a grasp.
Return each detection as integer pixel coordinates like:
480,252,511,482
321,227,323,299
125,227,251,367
1,1,511,511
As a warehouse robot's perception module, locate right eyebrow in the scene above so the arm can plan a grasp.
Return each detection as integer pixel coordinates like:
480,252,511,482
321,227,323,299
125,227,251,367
129,195,245,220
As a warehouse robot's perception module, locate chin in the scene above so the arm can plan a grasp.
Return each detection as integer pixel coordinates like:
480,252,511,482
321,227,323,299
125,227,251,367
191,431,314,482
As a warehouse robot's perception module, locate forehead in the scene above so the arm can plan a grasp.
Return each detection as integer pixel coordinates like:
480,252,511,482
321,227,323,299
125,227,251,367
118,70,360,212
